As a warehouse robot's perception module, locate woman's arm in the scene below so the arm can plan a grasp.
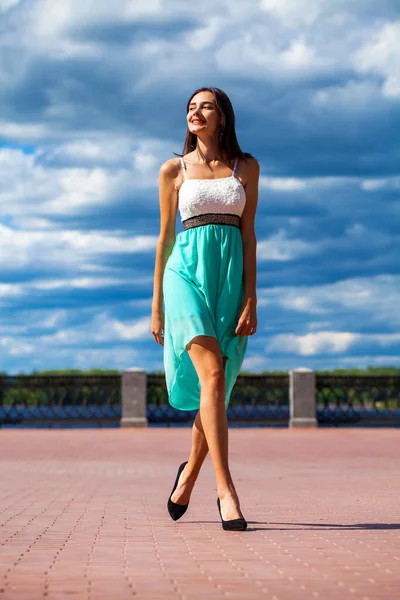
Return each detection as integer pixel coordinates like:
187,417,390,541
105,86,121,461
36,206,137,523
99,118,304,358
151,159,179,345
235,157,260,337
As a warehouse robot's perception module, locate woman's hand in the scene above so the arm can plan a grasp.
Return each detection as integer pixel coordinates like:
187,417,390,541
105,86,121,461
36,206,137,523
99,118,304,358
234,298,257,337
151,309,165,346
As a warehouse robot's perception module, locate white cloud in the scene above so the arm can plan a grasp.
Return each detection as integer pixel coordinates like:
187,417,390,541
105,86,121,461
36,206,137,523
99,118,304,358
6,0,195,87
0,0,21,13
260,177,307,191
258,275,400,327
260,0,325,28
41,312,151,344
1,338,35,356
344,223,367,237
48,139,132,165
0,121,51,141
281,37,316,68
185,17,223,50
260,175,400,191
312,79,382,111
266,330,400,356
29,0,165,39
112,315,151,340
0,222,158,271
339,354,400,366
0,308,151,368
242,355,270,371
0,138,169,225
267,330,360,355
256,220,395,265
307,320,333,330
215,33,329,80
353,21,400,98
360,177,400,191
48,168,116,213
0,274,154,308
257,229,318,261
34,277,130,290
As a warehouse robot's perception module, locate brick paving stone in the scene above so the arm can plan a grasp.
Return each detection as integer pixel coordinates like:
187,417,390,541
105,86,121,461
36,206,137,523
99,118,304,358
0,428,399,599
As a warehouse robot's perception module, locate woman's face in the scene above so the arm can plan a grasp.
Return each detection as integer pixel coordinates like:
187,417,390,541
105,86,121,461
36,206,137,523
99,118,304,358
187,91,223,137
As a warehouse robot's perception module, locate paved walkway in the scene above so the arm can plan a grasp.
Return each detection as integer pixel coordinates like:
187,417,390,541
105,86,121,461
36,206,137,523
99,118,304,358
0,428,399,600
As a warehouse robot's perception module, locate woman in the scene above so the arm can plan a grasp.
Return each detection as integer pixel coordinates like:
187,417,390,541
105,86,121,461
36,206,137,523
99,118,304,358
151,87,259,531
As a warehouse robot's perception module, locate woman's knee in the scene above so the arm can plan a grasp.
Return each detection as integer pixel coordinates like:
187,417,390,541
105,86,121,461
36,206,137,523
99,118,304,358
202,365,225,392
186,335,225,390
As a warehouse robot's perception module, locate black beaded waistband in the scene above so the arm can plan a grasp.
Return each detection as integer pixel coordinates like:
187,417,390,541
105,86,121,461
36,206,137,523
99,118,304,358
182,213,241,231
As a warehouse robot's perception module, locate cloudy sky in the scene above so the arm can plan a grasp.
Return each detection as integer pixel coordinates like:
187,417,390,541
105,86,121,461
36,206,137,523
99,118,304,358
1,0,399,375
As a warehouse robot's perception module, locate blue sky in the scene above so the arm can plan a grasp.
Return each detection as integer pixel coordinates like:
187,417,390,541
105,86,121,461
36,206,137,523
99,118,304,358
1,0,399,375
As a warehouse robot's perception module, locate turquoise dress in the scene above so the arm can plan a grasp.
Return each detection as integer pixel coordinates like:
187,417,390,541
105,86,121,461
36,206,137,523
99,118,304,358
162,156,248,411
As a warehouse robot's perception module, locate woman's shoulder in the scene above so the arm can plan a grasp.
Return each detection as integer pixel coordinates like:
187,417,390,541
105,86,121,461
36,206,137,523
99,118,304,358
238,154,260,179
159,156,181,176
238,152,260,179
239,153,259,166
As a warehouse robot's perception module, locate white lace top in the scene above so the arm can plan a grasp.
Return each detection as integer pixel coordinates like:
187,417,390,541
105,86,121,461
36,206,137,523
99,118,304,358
178,157,246,222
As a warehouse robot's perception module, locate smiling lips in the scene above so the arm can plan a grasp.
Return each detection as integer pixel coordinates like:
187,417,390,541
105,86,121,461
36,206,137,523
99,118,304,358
192,120,205,124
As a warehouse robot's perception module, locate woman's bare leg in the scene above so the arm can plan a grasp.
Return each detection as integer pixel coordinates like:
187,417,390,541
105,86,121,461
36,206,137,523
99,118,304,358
184,336,244,521
171,356,227,504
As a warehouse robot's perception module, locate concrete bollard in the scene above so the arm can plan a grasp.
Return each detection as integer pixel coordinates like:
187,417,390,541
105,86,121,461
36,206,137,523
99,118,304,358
289,368,317,428
120,368,148,427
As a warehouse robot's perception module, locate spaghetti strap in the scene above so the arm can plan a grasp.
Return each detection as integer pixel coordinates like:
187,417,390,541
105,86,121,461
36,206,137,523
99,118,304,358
180,156,188,180
232,157,239,177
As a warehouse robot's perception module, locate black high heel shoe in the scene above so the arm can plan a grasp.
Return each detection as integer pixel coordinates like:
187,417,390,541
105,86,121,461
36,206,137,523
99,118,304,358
217,497,247,531
167,461,190,521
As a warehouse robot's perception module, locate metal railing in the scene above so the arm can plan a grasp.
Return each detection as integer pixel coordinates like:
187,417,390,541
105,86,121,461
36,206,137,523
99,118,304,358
147,373,289,425
0,374,121,427
316,374,400,426
1,372,399,428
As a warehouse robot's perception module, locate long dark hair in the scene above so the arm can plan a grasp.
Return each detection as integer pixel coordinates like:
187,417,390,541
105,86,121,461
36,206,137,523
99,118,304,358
174,87,256,166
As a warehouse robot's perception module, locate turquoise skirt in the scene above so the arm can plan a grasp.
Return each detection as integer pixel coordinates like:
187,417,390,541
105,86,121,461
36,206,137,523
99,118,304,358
162,223,248,411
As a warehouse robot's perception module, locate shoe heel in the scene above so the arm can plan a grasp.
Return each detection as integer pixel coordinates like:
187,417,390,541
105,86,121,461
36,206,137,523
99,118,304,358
167,461,189,521
217,497,247,531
